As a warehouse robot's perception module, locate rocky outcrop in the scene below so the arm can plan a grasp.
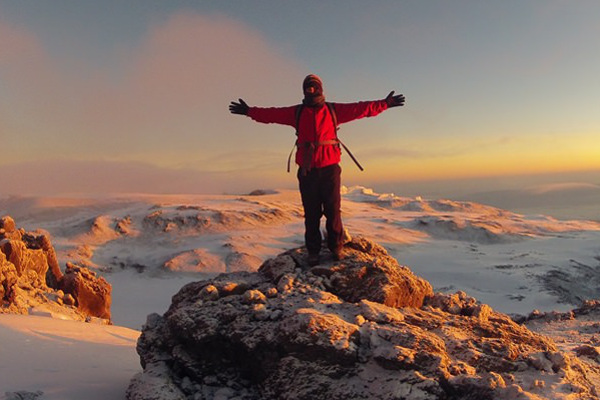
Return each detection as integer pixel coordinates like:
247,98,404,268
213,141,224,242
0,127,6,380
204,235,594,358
21,231,63,288
260,237,433,308
0,215,112,322
128,237,599,400
141,204,294,236
59,262,112,320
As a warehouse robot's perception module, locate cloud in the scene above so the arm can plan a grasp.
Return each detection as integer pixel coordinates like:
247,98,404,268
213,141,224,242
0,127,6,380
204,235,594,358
76,13,303,148
526,182,600,195
358,148,426,160
0,159,293,196
0,18,66,144
0,12,304,168
360,136,515,161
0,19,45,74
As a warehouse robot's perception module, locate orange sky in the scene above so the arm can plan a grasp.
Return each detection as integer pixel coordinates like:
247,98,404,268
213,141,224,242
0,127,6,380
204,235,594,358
1,2,600,196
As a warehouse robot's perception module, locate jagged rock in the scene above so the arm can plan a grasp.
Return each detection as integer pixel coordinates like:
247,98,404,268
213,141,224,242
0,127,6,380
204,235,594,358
115,215,133,235
22,232,63,288
0,216,16,233
316,237,433,308
126,363,186,400
142,203,293,237
0,216,22,241
0,216,112,322
0,240,48,281
524,299,600,396
0,250,19,302
60,262,112,321
260,237,433,308
424,291,494,321
258,254,296,281
128,236,598,400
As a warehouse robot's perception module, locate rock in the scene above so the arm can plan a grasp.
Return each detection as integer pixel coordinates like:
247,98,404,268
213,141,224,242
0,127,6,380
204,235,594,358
575,345,600,360
0,228,63,289
3,390,45,400
126,365,186,400
22,232,63,288
258,254,296,282
0,216,112,322
0,250,19,302
163,248,226,273
359,299,405,324
574,299,600,316
115,215,133,235
128,236,596,400
321,238,433,308
199,284,220,301
242,289,267,304
522,308,575,323
225,251,263,272
0,240,48,282
425,291,493,321
59,262,112,321
246,189,277,196
63,293,76,306
276,274,295,293
0,216,17,234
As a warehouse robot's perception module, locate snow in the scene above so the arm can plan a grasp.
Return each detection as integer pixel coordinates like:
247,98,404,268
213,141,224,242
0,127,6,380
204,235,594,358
0,314,139,400
1,186,600,399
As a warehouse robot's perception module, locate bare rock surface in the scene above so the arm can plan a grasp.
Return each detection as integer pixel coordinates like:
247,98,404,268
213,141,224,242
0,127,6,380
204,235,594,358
59,262,112,320
0,216,112,323
128,236,599,399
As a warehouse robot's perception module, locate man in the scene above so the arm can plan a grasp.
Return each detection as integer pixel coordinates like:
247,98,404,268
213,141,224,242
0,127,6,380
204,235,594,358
229,74,405,266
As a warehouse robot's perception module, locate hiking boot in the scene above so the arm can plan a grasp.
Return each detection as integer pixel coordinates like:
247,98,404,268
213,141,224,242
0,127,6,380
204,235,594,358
332,248,344,262
308,253,320,267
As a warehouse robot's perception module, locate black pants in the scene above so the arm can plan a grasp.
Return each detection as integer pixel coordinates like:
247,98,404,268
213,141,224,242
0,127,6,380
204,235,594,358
298,164,343,255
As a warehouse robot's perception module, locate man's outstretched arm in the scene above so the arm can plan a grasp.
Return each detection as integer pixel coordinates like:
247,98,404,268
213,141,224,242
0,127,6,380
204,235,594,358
334,91,406,124
229,98,297,127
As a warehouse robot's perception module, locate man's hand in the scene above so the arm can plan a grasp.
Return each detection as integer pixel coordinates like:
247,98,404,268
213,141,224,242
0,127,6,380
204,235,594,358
229,98,249,115
385,91,405,108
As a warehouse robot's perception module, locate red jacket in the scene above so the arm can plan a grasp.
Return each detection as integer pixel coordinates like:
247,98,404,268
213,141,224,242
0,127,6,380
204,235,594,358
248,100,389,169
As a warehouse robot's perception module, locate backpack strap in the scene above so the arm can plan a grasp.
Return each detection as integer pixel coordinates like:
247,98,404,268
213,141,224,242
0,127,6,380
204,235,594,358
337,139,364,171
326,103,364,171
326,102,338,131
287,104,305,172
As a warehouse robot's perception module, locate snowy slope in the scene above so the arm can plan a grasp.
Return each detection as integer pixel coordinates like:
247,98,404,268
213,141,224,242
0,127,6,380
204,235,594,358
1,186,600,399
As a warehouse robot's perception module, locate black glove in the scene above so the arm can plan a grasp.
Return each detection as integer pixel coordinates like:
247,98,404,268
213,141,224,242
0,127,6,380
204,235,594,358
229,98,249,115
385,91,405,108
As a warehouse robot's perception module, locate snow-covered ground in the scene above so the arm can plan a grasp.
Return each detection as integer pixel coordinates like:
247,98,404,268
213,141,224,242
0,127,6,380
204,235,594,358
1,186,600,399
0,315,139,400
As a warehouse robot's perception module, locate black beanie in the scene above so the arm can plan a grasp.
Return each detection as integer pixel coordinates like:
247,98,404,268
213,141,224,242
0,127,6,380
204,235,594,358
303,74,323,94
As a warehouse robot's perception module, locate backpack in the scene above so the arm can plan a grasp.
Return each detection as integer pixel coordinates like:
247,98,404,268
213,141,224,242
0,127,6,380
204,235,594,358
287,102,364,173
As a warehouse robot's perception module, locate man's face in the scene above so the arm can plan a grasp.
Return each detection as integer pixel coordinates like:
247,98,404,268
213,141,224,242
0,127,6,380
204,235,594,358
304,81,322,96
305,85,317,95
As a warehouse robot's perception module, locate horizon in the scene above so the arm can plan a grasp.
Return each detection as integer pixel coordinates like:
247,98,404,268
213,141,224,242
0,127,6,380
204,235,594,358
1,159,598,221
1,1,600,214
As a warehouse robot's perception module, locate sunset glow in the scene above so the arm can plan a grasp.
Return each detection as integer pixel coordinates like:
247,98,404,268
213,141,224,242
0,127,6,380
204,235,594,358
0,1,599,196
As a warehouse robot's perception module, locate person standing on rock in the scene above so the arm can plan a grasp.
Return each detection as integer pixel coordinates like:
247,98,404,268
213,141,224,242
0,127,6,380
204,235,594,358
229,74,405,266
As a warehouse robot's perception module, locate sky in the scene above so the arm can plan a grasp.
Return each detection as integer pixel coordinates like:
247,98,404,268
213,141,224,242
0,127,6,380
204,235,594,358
1,0,600,202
